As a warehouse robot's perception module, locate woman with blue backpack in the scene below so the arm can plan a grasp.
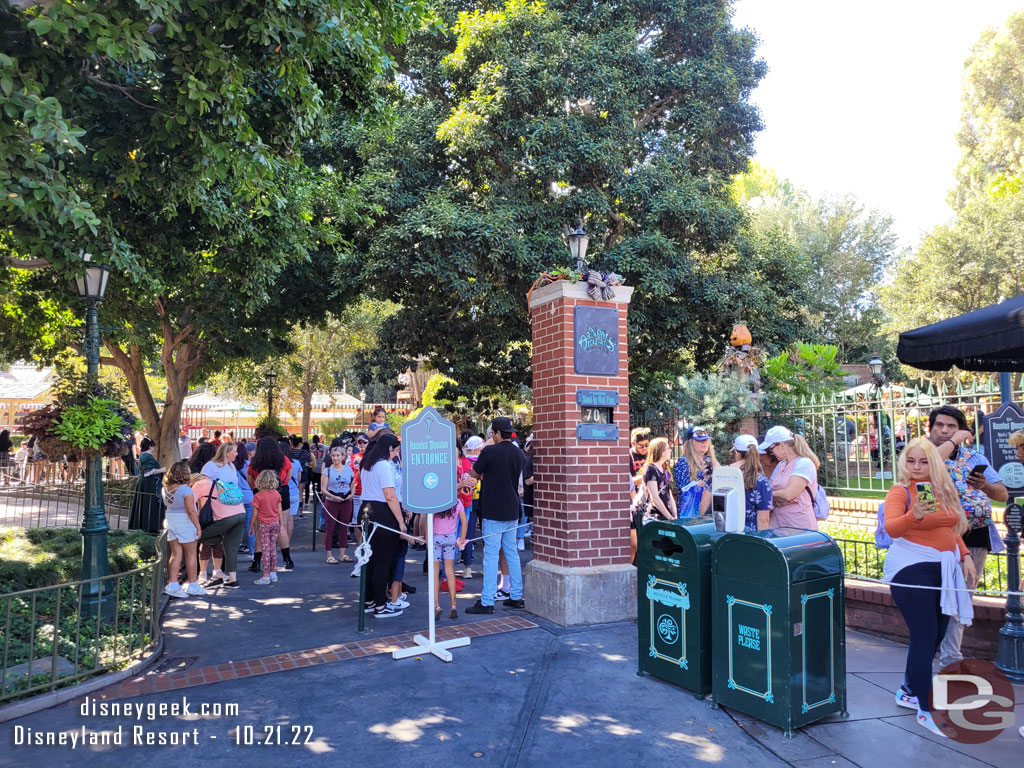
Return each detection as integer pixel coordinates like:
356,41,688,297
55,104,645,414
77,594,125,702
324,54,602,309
759,425,820,530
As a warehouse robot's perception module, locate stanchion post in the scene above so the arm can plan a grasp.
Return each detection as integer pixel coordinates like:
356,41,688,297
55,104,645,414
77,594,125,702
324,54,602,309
357,508,370,634
996,498,1024,682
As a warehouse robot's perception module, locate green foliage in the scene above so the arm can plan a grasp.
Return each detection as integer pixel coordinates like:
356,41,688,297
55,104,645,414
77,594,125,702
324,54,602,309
763,343,845,400
385,412,409,431
733,163,900,361
0,527,157,591
0,1,428,463
346,0,781,396
315,418,351,440
51,397,135,453
254,415,286,440
667,373,758,459
422,373,458,409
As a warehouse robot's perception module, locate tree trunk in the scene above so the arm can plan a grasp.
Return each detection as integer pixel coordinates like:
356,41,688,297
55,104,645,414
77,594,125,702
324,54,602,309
301,389,313,440
104,300,205,468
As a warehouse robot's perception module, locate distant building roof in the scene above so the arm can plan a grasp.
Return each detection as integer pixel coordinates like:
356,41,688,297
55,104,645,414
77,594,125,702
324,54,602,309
310,391,363,408
0,364,54,401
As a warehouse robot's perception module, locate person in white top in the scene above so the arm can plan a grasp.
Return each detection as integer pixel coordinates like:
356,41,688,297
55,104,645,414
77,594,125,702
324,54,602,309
179,426,193,460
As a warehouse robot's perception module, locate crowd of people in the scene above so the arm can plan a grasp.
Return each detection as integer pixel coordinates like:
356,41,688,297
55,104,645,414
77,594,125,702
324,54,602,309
154,414,535,624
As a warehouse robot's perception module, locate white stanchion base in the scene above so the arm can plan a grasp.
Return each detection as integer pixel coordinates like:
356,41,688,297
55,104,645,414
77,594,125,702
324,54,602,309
391,634,470,663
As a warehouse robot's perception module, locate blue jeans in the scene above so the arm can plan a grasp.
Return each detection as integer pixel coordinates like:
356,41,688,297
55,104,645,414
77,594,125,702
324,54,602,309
458,502,477,566
243,503,255,552
481,518,523,606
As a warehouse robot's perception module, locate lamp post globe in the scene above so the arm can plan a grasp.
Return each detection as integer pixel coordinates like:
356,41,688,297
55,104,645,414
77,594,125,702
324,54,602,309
73,251,114,618
567,219,589,273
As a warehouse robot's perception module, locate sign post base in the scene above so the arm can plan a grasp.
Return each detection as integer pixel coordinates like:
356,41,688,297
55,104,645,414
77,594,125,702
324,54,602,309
392,512,470,663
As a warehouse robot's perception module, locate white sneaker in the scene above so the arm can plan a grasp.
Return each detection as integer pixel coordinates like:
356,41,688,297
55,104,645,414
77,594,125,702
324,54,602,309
253,577,272,585
164,583,188,598
269,572,278,583
186,582,208,596
916,710,948,738
389,599,410,610
463,565,473,578
373,605,402,618
517,538,525,551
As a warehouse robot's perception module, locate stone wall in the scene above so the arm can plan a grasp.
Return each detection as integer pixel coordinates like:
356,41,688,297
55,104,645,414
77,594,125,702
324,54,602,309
845,579,1005,660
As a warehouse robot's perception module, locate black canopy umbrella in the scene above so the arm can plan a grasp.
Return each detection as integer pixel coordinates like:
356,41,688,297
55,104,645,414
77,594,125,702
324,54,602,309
896,295,1024,372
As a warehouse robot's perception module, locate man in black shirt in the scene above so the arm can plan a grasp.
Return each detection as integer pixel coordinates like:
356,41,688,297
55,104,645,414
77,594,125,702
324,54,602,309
462,417,526,614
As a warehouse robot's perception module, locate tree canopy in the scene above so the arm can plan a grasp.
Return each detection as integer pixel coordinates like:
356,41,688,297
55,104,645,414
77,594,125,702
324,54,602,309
1,0,427,462
341,0,812,397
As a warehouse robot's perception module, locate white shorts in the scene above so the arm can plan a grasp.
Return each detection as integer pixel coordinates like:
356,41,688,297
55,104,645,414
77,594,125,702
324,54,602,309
165,512,198,544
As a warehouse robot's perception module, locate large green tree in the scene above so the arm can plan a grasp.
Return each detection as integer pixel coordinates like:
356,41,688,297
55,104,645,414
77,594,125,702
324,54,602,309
733,163,900,363
343,0,809,397
1,0,425,463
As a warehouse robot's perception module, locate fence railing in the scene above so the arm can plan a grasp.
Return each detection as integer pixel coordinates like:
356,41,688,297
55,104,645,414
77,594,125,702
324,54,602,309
0,476,163,530
778,379,1023,496
834,537,1009,593
0,533,168,703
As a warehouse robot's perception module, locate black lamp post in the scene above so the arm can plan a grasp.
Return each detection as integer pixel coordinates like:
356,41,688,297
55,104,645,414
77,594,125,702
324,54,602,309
567,219,589,273
868,353,885,389
996,499,1024,682
73,252,114,618
264,370,278,418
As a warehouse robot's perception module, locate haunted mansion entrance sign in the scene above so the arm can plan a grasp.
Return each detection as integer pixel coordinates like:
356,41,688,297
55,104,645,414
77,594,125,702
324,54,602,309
983,401,1024,496
394,406,468,661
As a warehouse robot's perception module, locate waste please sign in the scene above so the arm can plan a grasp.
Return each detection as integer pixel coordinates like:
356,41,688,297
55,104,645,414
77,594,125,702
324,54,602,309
400,406,457,515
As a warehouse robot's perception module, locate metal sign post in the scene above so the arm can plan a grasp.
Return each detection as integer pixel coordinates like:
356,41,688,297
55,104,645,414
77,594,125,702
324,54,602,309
392,406,470,663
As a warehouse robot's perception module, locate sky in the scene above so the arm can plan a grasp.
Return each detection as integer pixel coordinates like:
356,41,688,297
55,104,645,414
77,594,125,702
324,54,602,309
731,0,1024,248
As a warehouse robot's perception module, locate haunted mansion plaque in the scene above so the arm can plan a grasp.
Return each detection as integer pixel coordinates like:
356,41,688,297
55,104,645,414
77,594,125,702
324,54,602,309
982,401,1024,496
574,305,619,375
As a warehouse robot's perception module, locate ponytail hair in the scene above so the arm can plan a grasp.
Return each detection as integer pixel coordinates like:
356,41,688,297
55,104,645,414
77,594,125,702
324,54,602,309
732,448,762,491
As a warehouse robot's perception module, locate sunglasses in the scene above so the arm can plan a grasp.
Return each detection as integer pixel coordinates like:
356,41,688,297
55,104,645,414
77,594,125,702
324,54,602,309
356,439,368,444
634,441,649,448
690,430,708,438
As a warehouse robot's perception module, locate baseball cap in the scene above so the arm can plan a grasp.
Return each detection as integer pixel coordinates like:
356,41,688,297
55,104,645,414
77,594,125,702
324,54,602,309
732,434,757,453
685,426,710,442
464,436,485,450
758,426,794,452
491,416,515,435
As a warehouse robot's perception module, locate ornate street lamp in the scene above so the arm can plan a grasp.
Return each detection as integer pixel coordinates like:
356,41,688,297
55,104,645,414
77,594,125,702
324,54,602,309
72,252,113,618
567,218,589,273
264,369,278,417
868,353,885,388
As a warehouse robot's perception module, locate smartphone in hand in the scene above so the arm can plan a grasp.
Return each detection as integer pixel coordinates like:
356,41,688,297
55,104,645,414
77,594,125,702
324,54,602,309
915,482,934,501
968,464,988,478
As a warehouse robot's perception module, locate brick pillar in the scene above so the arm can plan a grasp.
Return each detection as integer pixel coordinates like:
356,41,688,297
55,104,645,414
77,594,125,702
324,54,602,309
524,279,636,625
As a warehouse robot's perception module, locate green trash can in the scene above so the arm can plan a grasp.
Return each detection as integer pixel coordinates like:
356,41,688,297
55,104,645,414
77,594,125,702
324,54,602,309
637,517,724,697
711,527,847,735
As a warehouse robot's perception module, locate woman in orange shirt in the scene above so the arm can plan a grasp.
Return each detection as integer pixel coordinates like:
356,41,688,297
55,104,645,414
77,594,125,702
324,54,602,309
882,437,976,738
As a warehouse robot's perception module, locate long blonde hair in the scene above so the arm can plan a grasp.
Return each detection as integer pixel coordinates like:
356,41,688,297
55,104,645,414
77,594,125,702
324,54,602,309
731,448,762,491
212,441,236,465
778,434,820,469
897,437,968,535
643,437,672,473
683,438,719,481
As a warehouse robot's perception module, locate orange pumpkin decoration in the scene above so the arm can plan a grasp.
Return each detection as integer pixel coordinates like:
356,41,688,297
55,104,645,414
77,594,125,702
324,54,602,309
730,323,752,347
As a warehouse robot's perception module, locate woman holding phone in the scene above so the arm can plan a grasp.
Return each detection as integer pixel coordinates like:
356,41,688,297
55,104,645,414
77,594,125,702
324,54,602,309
882,437,976,738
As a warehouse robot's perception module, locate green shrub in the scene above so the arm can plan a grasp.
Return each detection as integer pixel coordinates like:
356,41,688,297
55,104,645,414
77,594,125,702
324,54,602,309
0,527,157,592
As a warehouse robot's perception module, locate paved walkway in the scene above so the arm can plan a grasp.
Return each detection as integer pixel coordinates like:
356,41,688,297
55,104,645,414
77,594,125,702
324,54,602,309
1,511,1021,766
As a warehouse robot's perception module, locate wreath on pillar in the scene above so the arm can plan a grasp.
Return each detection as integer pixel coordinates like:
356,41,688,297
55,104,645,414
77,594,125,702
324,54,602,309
527,268,622,304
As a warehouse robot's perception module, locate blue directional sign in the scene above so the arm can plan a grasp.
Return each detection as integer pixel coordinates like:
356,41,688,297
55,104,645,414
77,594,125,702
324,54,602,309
400,405,458,515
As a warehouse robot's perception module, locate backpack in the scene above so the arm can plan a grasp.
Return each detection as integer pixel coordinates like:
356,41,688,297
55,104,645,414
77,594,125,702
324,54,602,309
874,489,911,549
806,482,831,521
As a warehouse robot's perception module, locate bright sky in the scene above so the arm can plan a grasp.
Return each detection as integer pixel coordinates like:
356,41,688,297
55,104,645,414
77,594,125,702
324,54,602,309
732,0,1024,248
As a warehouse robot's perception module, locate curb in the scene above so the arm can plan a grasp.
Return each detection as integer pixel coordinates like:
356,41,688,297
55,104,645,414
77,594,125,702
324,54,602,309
0,595,169,724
